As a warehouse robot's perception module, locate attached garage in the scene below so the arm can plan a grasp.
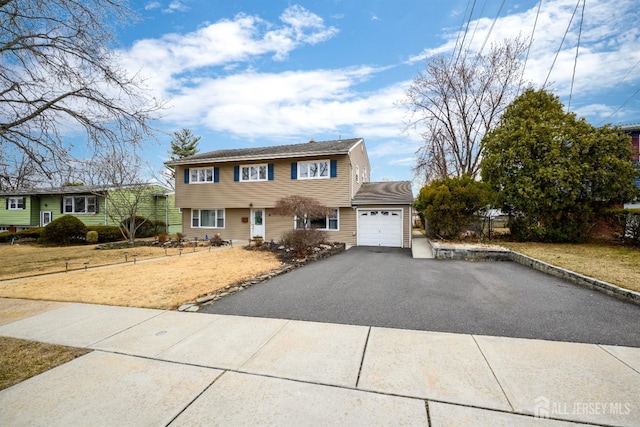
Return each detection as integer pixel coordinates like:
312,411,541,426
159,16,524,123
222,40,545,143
357,209,403,247
352,181,414,248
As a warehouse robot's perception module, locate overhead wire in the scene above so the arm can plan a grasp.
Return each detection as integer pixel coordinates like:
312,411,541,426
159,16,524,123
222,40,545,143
596,58,640,125
567,0,585,111
543,0,582,89
521,0,543,88
477,0,506,56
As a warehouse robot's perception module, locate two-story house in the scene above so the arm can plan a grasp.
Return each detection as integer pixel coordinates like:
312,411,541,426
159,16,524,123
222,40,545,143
0,184,182,234
167,138,414,247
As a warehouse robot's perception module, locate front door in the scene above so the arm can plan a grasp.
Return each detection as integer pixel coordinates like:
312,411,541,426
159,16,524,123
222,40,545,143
251,208,265,239
40,211,52,227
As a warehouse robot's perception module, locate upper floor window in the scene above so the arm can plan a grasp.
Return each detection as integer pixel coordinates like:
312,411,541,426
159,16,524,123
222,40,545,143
355,166,360,183
299,160,329,179
296,208,339,230
192,209,224,228
7,197,25,210
64,196,96,214
241,164,268,182
190,167,215,183
363,167,367,183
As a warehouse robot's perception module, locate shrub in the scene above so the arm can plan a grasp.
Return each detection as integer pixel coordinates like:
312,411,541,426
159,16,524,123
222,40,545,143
157,232,168,243
86,230,99,243
280,229,326,257
86,225,123,242
209,234,225,246
0,231,15,243
414,175,495,239
16,227,44,239
40,215,87,245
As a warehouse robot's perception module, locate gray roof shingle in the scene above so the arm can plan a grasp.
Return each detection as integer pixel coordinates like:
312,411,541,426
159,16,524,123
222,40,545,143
352,181,414,205
166,138,363,165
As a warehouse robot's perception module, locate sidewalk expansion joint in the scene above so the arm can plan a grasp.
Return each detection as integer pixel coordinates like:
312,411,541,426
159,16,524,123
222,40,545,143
355,326,371,388
471,334,515,412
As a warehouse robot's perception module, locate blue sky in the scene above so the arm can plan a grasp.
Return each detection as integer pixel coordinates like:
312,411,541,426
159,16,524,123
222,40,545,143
114,0,640,185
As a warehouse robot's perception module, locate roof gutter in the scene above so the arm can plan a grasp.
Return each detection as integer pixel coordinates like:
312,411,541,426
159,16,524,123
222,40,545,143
165,150,352,167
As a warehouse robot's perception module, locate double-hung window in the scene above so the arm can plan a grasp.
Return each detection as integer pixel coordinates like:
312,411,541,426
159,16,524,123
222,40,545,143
7,197,25,210
64,196,97,214
240,164,268,181
190,167,215,183
296,208,339,230
192,209,224,228
298,160,329,179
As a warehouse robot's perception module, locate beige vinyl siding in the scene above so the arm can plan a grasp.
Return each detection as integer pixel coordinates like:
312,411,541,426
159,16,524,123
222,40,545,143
356,204,412,248
348,140,371,198
181,207,358,246
175,155,352,209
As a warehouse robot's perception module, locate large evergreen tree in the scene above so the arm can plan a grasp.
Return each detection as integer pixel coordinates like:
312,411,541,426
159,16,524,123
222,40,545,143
481,89,639,242
169,128,201,161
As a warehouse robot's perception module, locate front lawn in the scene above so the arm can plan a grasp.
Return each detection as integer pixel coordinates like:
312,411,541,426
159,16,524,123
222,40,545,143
502,242,640,293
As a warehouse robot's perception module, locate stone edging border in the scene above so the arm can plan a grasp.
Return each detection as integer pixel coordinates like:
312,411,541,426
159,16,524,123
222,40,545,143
178,243,346,312
427,239,640,306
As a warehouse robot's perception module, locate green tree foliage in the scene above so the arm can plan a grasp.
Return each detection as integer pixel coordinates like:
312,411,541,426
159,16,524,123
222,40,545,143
414,175,495,239
40,215,87,245
481,89,639,242
170,128,201,161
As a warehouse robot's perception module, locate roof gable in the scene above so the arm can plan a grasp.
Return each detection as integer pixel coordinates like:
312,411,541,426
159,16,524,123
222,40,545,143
167,138,363,165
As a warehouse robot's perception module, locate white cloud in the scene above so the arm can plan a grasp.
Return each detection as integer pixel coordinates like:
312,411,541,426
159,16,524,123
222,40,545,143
163,1,190,13
405,0,640,112
145,2,161,11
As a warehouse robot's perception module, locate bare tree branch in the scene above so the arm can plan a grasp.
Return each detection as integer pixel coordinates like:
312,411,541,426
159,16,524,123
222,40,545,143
403,37,528,183
0,0,163,188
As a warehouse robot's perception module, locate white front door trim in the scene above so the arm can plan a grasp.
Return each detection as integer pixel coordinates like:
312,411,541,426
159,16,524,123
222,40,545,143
250,208,265,239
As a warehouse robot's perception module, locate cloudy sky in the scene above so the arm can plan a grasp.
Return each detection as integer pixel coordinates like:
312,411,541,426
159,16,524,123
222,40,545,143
116,0,640,184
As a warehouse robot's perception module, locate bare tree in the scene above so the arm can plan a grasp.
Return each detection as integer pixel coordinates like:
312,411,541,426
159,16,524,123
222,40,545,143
403,37,527,182
0,0,162,187
272,195,333,230
90,148,159,244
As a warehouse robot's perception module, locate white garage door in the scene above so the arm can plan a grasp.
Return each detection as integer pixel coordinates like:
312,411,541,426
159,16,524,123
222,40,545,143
357,209,403,247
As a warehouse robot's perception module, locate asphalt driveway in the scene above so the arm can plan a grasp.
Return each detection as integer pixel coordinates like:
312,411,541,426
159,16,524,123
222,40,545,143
201,246,640,347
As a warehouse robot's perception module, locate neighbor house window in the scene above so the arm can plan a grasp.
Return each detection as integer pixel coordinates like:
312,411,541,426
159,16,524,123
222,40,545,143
363,167,367,182
64,196,96,214
240,164,268,182
7,197,25,210
355,166,359,183
298,160,329,179
296,208,339,230
192,209,224,228
190,167,215,183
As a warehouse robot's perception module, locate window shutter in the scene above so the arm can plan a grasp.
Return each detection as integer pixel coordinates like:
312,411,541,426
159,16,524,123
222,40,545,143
184,168,189,184
5,198,7,210
21,197,26,209
214,167,220,183
330,160,337,178
60,198,64,214
234,166,240,182
291,162,297,180
95,197,100,214
268,164,274,181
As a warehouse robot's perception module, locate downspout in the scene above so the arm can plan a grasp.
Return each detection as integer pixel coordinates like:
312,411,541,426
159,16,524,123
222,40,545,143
104,194,108,225
165,194,169,233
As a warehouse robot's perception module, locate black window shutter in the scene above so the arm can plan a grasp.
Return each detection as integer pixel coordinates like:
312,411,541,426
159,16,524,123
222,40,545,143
95,196,99,214
214,167,219,183
234,166,240,182
184,168,189,184
5,198,7,210
60,198,64,214
291,162,297,180
330,160,337,178
268,164,274,181
21,197,26,209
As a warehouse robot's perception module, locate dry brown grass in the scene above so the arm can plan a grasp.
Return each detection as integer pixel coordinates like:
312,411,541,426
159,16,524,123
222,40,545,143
0,242,196,280
0,336,90,390
503,242,640,292
0,246,282,309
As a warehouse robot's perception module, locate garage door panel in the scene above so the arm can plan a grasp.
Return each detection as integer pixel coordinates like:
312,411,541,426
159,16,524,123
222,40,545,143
357,209,402,247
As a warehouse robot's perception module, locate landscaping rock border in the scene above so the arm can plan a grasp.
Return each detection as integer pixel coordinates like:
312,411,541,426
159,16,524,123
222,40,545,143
427,239,640,306
178,242,346,312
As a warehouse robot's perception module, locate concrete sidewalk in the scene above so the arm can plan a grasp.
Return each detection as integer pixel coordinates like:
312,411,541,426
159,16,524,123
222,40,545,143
1,300,639,426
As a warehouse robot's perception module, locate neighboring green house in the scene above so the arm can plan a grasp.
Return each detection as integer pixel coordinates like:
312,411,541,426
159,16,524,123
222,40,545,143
0,184,182,234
